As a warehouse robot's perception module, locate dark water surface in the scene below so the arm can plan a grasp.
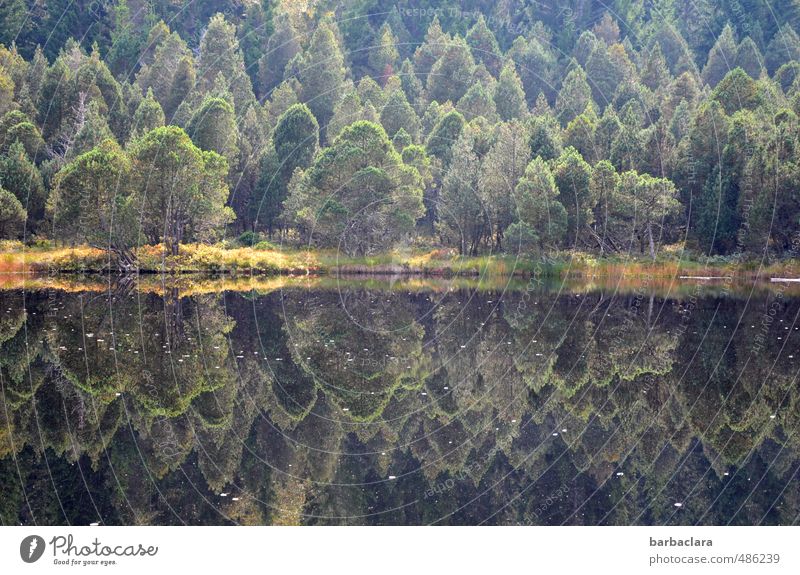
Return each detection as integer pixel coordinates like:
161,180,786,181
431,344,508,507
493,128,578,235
0,277,798,525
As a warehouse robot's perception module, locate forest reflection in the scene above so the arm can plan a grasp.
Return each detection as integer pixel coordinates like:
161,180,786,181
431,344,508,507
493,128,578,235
0,278,798,525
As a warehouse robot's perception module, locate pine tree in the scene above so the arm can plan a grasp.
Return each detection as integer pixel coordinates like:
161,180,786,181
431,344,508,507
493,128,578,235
508,156,567,251
735,37,765,79
129,89,165,142
187,95,240,169
425,110,465,168
466,15,502,77
197,13,255,113
456,83,496,122
640,44,671,91
380,89,420,140
494,62,527,121
299,18,346,138
254,103,318,237
0,140,45,227
593,13,620,46
413,16,449,81
0,187,25,239
553,147,594,244
766,26,800,74
479,121,530,251
368,23,399,83
508,36,557,106
702,24,738,87
257,9,300,97
555,65,592,126
426,36,476,105
437,130,486,254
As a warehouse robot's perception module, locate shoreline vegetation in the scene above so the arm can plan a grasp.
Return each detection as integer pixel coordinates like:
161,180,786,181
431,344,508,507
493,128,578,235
1,241,798,284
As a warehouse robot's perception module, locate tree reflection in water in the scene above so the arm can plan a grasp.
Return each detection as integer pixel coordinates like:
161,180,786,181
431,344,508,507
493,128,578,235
0,279,798,525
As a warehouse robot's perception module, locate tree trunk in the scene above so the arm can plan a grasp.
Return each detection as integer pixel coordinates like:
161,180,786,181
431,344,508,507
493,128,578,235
647,222,656,260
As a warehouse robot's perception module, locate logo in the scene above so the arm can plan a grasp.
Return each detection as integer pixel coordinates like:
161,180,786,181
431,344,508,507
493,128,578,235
20,535,46,563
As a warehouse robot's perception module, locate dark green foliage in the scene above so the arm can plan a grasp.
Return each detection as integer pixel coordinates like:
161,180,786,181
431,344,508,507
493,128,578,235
253,103,319,236
0,1,796,258
425,110,465,167
0,185,25,238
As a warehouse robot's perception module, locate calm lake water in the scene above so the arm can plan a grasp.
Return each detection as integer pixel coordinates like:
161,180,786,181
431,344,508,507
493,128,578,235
1,276,798,525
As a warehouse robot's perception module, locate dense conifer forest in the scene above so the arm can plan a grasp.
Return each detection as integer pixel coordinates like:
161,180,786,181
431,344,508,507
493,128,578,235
1,0,800,261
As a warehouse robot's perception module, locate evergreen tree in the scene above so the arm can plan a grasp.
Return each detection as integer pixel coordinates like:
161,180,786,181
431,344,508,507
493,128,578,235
479,121,531,251
282,121,423,254
426,36,476,105
457,83,496,122
197,13,255,113
553,147,594,246
254,103,318,237
129,126,234,254
380,89,420,140
413,16,449,81
735,37,765,79
702,24,738,87
466,15,502,77
129,89,165,142
48,139,133,252
494,62,527,121
426,110,465,168
766,26,800,74
508,156,567,252
257,9,300,97
368,23,400,83
0,140,45,229
556,65,592,126
187,95,240,168
0,186,25,239
437,130,486,255
300,18,346,139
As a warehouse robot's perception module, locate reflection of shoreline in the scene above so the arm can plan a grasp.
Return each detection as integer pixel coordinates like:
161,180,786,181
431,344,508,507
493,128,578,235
2,272,800,298
1,285,797,525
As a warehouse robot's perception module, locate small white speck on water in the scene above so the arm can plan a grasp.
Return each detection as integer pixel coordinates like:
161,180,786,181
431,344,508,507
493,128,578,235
232,497,239,501
220,493,228,497
770,414,776,419
616,472,624,476
552,432,558,436
674,502,683,507
562,429,567,432
388,475,397,480
724,472,729,476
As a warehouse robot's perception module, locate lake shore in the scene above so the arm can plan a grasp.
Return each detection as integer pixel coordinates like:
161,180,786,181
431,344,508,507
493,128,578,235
0,242,797,281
